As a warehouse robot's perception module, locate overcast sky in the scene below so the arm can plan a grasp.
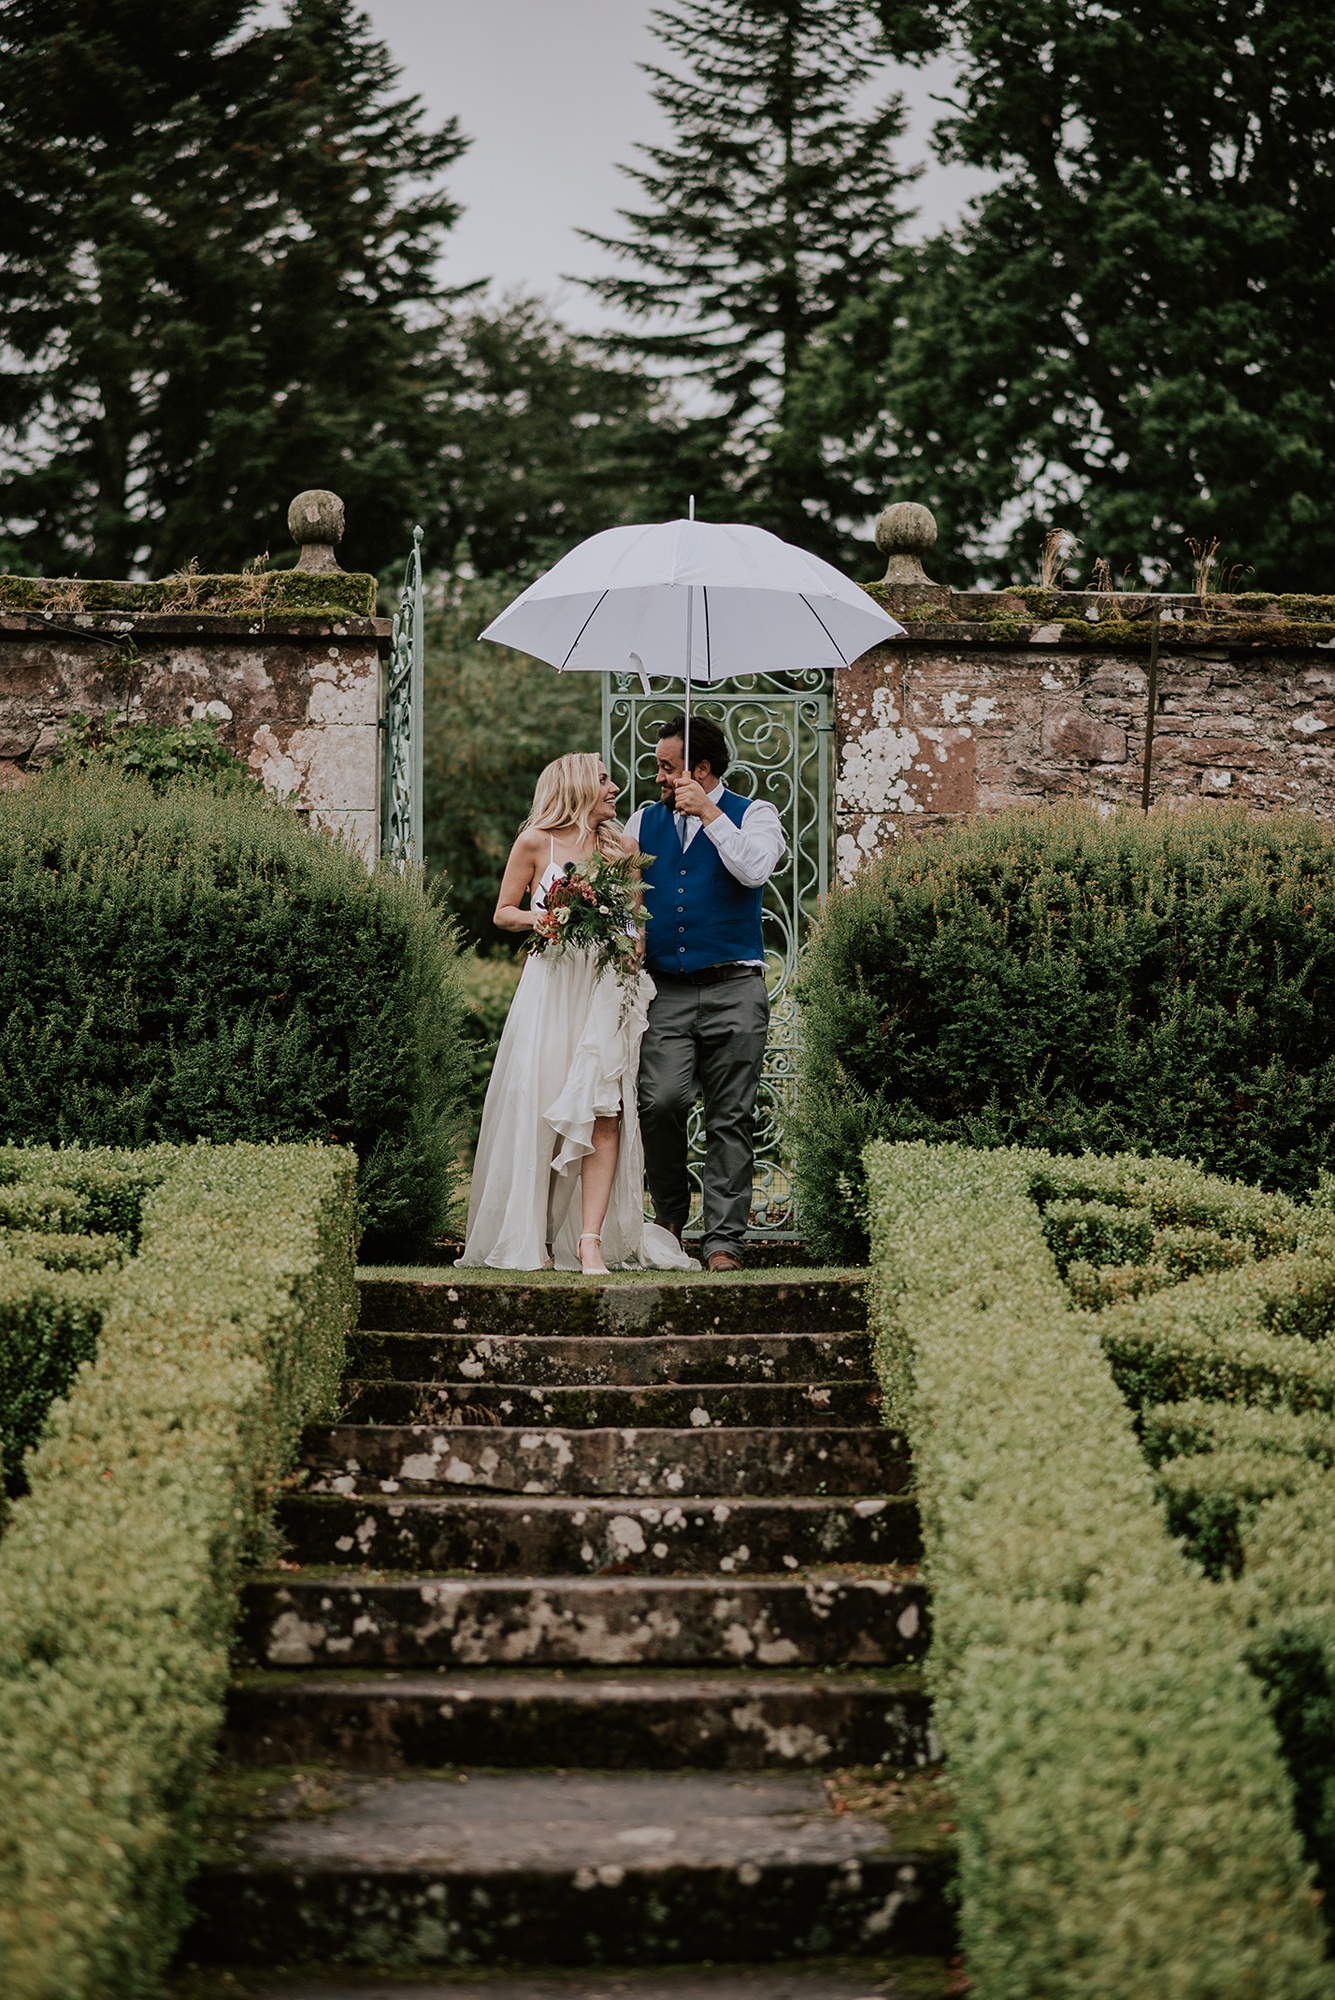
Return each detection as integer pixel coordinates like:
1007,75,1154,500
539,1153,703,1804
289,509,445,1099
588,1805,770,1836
337,0,990,330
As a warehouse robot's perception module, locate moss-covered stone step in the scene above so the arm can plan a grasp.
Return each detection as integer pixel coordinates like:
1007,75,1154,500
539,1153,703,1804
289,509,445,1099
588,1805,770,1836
221,1666,936,1771
341,1380,882,1430
279,1491,922,1575
347,1329,872,1387
240,1575,929,1670
356,1277,865,1340
187,1768,953,1967
301,1424,908,1499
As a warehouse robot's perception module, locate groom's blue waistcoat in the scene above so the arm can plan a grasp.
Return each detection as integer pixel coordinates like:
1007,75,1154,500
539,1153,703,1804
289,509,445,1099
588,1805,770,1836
640,791,766,976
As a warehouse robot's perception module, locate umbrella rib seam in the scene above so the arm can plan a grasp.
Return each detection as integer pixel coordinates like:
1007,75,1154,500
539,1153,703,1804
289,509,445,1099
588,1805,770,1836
799,594,850,666
559,590,610,670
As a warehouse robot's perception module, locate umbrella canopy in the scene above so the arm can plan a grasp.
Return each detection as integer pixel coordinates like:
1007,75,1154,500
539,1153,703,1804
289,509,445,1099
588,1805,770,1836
479,518,904,680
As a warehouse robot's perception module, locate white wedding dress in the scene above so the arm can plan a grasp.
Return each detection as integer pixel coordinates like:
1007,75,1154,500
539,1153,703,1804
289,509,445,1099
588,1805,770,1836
458,852,697,1272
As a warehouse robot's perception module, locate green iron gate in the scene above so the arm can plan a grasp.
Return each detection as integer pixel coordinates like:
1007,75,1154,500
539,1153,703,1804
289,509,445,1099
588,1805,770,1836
603,668,832,1236
381,526,424,869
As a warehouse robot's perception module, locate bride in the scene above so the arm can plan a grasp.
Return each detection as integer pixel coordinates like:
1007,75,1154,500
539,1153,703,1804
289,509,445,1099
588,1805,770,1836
458,751,696,1275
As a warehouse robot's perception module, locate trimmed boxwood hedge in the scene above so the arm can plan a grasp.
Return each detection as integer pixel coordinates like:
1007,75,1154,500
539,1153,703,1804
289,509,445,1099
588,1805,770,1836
799,803,1335,1262
0,1146,176,1502
1046,1155,1335,1922
0,1141,357,2000
0,766,468,1255
866,1139,1331,1997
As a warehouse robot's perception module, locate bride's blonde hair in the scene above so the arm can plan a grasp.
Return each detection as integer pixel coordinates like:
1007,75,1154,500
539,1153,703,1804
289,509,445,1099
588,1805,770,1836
522,752,625,857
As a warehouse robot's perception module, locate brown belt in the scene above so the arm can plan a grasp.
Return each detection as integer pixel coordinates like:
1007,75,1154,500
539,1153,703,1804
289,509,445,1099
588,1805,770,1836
653,963,765,988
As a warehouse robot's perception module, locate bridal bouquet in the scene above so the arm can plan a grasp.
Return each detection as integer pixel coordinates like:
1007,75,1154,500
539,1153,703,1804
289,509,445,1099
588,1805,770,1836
529,848,648,987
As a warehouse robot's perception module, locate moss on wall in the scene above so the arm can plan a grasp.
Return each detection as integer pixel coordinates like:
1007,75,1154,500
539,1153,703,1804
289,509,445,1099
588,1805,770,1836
858,577,1335,650
0,570,377,620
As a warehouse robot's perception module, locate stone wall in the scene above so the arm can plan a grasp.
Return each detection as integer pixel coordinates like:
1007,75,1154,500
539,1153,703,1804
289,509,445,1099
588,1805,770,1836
0,609,389,857
835,507,1335,882
0,491,390,859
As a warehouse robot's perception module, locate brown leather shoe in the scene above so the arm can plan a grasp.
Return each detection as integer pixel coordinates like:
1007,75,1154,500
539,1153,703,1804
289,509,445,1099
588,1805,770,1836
706,1250,742,1273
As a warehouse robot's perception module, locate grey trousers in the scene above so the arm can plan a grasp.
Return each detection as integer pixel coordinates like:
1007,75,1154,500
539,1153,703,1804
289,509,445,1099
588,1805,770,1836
638,972,770,1259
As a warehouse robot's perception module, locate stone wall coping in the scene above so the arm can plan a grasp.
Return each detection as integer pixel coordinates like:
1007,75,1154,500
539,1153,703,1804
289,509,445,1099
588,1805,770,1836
0,611,393,645
859,584,1335,654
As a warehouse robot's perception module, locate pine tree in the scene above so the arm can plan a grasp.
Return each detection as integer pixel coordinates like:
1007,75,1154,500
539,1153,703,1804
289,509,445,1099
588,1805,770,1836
807,0,1335,590
435,298,665,579
581,0,919,557
0,0,467,576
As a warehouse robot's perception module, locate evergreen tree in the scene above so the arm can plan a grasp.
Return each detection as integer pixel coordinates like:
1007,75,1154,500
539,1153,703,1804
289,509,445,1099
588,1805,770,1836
436,298,665,578
0,0,467,576
808,0,1335,589
582,0,920,557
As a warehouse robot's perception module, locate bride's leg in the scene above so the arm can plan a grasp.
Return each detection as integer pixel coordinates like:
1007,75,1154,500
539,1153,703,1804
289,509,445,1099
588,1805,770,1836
579,1115,621,1275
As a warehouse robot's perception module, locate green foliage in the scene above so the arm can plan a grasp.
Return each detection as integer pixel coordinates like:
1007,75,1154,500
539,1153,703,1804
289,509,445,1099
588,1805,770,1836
581,0,918,558
0,766,468,1255
0,1150,171,1502
458,954,523,1154
805,0,1335,589
795,802,1335,1262
864,1138,1332,1997
0,1141,358,1999
433,300,666,579
0,0,466,577
49,714,263,797
423,572,602,947
0,1260,112,1503
1043,1152,1335,1918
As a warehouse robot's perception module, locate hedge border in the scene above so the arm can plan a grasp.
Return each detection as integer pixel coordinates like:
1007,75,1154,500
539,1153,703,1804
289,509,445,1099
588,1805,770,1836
866,1140,1330,1998
0,1141,358,1999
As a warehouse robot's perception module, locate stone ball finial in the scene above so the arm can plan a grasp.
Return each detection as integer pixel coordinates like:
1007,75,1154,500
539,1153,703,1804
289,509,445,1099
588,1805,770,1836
287,489,345,573
875,501,938,586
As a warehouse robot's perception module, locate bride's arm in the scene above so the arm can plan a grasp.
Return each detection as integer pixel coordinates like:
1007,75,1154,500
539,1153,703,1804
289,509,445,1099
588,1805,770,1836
494,832,543,933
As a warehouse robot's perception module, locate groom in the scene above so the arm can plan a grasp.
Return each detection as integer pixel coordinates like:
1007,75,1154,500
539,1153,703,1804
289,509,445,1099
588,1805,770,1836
625,714,785,1272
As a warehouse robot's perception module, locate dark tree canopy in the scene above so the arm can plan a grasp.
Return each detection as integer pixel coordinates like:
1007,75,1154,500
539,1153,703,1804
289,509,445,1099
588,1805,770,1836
809,0,1335,589
0,0,466,577
582,0,918,559
434,299,665,580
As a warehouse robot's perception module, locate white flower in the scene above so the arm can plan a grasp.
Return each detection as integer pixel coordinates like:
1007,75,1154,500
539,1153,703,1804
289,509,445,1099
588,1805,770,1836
557,908,570,925
598,905,609,915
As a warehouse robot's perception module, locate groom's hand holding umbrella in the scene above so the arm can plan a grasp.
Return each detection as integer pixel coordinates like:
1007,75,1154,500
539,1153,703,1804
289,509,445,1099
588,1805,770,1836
668,774,721,824
653,735,722,826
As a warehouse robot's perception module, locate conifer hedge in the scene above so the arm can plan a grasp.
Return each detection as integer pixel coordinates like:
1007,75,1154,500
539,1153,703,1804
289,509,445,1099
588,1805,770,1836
866,1140,1332,1996
0,1141,358,2000
799,804,1335,1261
0,767,468,1255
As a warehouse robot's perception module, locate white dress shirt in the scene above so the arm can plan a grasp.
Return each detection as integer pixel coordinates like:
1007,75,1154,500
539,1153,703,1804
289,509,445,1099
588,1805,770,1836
625,781,785,969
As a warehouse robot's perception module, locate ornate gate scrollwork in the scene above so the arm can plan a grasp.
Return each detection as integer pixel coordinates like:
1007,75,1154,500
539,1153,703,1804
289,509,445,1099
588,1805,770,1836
382,526,424,868
603,669,831,1236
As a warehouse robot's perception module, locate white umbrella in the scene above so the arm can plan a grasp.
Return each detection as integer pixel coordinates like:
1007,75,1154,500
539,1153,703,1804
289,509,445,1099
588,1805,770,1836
479,516,905,761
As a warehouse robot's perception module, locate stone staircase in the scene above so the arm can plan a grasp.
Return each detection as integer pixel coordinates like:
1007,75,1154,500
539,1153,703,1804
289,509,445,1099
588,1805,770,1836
187,1272,953,1982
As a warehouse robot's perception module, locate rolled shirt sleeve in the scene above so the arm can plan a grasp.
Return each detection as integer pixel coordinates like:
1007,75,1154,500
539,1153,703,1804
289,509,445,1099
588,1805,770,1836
703,797,785,888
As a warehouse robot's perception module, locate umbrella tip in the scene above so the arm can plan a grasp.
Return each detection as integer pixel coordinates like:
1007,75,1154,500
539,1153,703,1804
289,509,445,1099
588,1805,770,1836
688,494,695,521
